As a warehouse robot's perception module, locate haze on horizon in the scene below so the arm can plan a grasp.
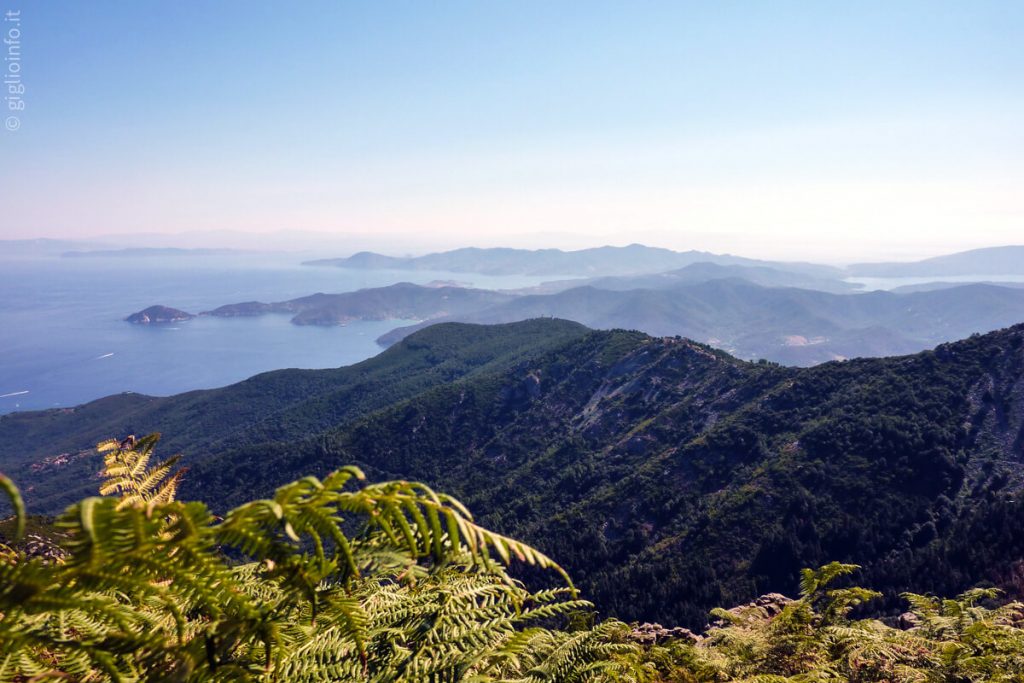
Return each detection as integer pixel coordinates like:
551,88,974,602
1,1,1022,263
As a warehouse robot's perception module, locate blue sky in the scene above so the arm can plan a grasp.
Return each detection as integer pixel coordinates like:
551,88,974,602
2,1,1022,261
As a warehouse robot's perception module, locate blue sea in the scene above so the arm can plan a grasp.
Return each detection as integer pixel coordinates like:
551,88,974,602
0,253,553,415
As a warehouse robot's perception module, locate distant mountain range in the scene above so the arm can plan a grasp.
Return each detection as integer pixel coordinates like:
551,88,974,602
6,238,1023,281
154,274,1024,365
304,244,1024,279
890,281,1024,294
526,261,859,294
4,319,1023,627
378,280,1024,364
305,244,842,278
847,245,1024,277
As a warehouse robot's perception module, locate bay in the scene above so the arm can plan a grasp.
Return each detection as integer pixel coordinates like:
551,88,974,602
0,253,556,414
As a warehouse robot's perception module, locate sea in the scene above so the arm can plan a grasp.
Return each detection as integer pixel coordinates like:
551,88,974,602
0,253,555,415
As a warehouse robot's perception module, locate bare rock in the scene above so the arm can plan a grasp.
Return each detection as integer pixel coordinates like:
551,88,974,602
898,611,922,630
755,593,795,617
629,622,701,645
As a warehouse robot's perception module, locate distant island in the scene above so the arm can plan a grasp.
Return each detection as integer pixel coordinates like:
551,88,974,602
64,248,242,258
304,243,1024,280
846,245,1024,277
303,244,841,278
201,282,513,326
125,305,195,324
127,282,511,328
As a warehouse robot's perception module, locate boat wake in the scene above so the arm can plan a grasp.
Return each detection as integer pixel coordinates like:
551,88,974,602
0,390,29,398
95,352,115,359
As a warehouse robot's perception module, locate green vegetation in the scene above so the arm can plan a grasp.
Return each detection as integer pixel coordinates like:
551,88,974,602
4,320,1024,632
0,319,590,511
0,435,591,680
3,435,1024,681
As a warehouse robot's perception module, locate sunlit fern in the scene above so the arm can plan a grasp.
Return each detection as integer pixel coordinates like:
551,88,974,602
3,434,1024,681
96,433,186,511
0,434,600,682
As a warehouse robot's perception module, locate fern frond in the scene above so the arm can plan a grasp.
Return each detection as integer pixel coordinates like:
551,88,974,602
0,473,25,542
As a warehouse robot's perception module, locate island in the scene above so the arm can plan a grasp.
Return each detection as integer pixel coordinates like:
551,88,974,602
123,270,1024,366
125,305,195,324
201,283,514,326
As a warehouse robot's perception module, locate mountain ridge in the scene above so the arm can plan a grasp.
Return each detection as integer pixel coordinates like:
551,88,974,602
4,319,1024,626
131,276,1024,366
304,244,843,278
376,280,1024,365
848,245,1024,277
201,282,514,326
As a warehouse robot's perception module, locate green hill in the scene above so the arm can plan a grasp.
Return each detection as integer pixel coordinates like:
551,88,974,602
3,318,1024,628
0,319,588,510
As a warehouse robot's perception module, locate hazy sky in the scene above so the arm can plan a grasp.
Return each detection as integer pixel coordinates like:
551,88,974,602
2,1,1022,262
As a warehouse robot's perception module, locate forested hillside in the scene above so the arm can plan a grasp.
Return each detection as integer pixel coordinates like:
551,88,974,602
0,320,589,509
3,319,1023,627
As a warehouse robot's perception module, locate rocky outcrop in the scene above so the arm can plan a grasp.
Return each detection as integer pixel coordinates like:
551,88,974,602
125,305,194,324
711,593,797,628
21,533,67,563
898,612,922,630
629,623,701,644
745,593,795,617
631,593,795,644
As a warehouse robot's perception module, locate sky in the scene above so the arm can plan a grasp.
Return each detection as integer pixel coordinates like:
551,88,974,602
1,1,1022,262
